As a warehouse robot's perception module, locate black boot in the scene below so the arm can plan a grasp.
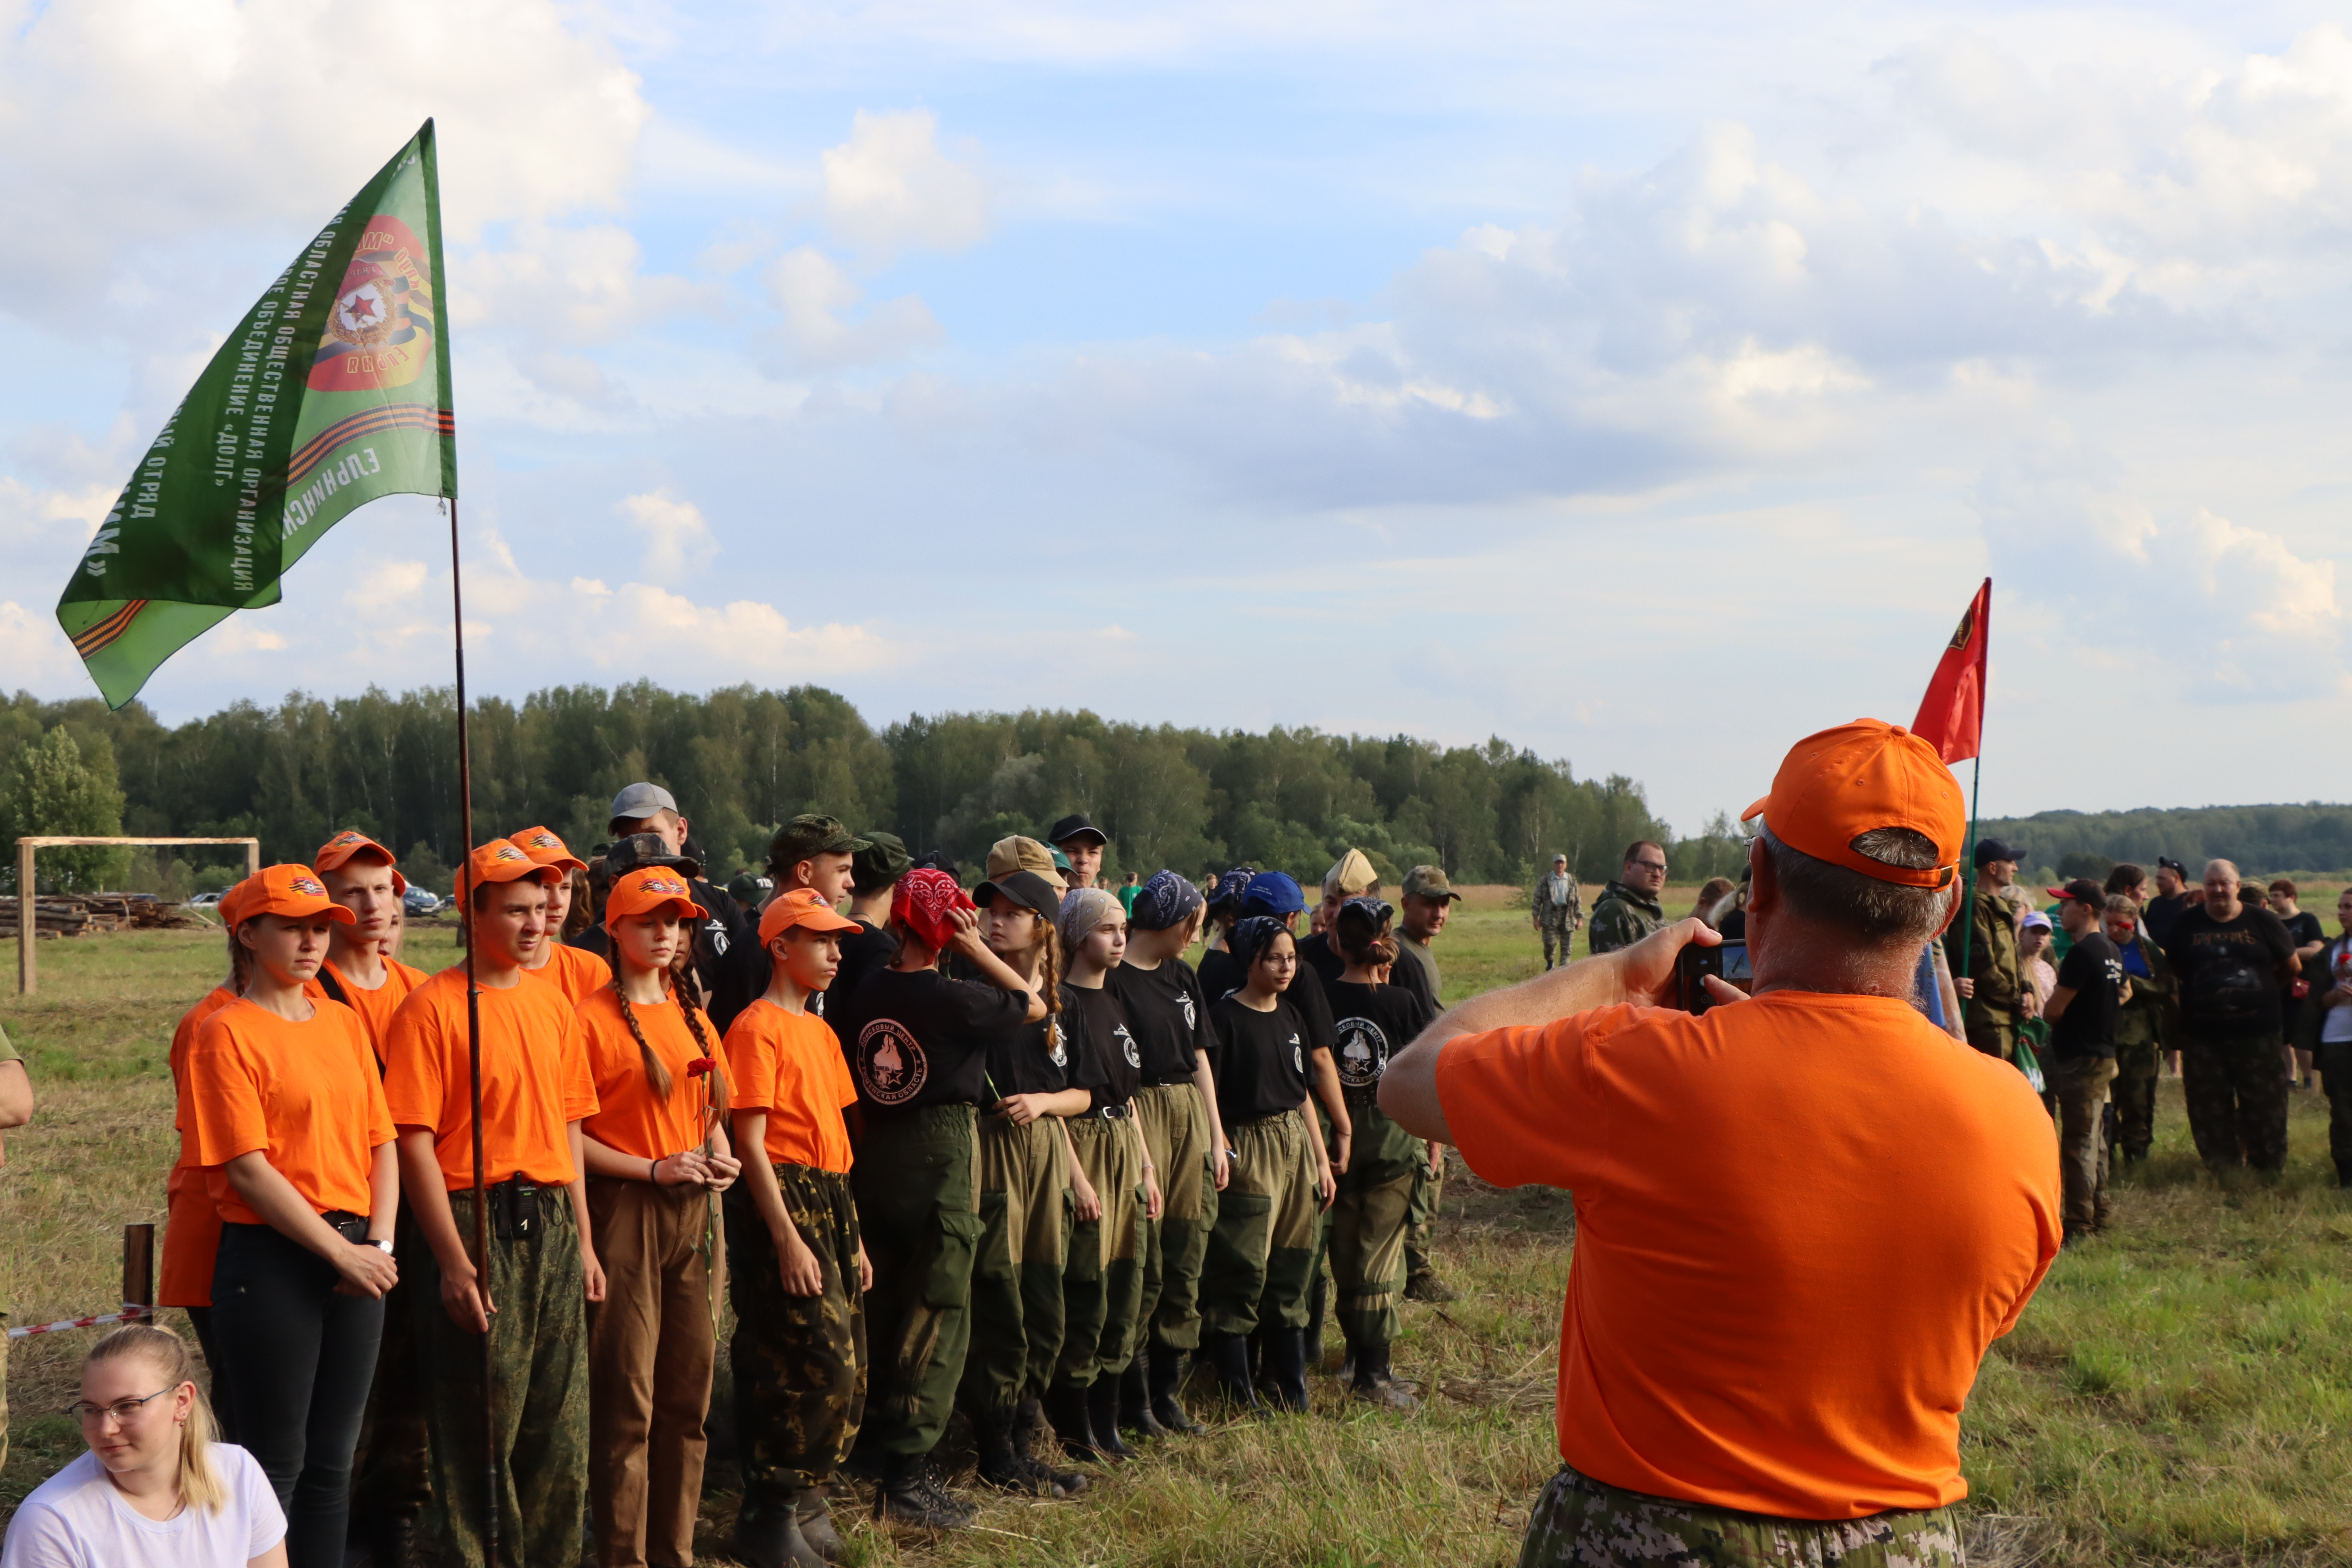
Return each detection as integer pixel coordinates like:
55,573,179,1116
874,1453,975,1530
795,1489,844,1564
1046,1381,1106,1462
1087,1376,1137,1460
1147,1346,1207,1435
1303,1272,1328,1370
733,1493,826,1568
1265,1327,1310,1413
1118,1356,1167,1439
974,1405,1033,1493
1200,1332,1263,1415
1347,1341,1419,1411
1013,1394,1088,1497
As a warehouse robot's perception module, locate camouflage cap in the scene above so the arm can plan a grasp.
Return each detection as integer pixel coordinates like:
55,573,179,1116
766,813,866,874
852,830,913,890
1401,864,1463,902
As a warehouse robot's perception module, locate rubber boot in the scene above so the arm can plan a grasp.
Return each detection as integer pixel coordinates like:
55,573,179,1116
1347,1341,1419,1411
1265,1327,1310,1413
974,1405,1033,1493
1200,1332,1264,1415
1087,1375,1137,1461
1013,1394,1088,1497
1147,1343,1208,1434
875,1452,975,1530
1046,1381,1107,1463
1118,1356,1167,1439
732,1494,826,1568
1303,1271,1328,1370
795,1490,844,1564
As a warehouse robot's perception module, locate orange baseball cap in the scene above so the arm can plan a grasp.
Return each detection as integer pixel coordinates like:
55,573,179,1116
220,864,359,927
759,887,861,947
457,838,563,904
1741,719,1965,889
508,826,587,874
313,829,408,895
604,866,710,933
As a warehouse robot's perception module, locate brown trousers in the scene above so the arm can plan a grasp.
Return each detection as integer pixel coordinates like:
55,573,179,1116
587,1177,724,1568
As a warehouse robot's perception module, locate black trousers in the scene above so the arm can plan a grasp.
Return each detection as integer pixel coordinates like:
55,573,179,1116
212,1220,386,1568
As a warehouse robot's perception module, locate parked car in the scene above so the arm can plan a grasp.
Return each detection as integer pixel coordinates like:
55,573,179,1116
402,886,443,916
187,890,225,909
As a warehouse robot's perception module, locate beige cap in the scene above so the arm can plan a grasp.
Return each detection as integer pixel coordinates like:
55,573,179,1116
987,835,1068,892
1323,848,1379,900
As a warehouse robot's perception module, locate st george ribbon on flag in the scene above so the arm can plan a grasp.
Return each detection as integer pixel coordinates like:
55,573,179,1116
1911,578,1990,766
55,120,456,710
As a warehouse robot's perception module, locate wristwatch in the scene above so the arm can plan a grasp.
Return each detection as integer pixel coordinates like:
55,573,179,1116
369,1239,394,1254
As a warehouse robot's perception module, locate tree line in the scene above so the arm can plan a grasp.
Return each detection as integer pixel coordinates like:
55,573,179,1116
1977,804,2352,883
1,683,1752,897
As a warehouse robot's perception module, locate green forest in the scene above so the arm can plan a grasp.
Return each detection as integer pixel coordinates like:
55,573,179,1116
1977,804,2352,884
0,684,1751,897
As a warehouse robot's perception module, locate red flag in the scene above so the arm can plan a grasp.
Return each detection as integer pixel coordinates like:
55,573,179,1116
1911,579,1989,764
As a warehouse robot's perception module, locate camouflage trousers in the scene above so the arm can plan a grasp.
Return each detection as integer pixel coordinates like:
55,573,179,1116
1331,1100,1418,1349
1965,1022,2014,1063
851,1105,982,1458
1134,1082,1219,1354
1202,1108,1319,1337
2109,1039,2161,1160
1541,926,1573,970
2180,1029,2290,1173
2049,1055,2117,1234
587,1178,720,1568
412,1187,590,1568
1518,1466,1965,1568
725,1165,866,1506
350,1209,432,1530
958,1114,1067,1413
1058,1113,1150,1386
1405,1140,1447,1282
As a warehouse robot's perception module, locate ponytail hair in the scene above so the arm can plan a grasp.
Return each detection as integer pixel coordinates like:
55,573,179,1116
85,1324,225,1514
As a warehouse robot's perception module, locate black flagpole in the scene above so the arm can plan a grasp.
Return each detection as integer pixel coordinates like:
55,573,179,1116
448,495,496,1561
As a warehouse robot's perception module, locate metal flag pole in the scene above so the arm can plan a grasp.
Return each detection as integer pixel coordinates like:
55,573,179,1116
448,495,497,1562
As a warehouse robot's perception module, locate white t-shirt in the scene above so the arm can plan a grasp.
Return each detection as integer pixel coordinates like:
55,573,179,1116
0,1444,284,1568
2323,940,2352,1044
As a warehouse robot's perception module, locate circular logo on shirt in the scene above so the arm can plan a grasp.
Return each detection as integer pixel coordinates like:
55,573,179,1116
1334,1017,1388,1089
856,1018,927,1105
1289,1033,1303,1074
1115,1024,1141,1069
1048,1019,1068,1069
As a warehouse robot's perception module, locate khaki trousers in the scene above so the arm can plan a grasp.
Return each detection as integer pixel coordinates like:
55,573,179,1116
1201,1108,1320,1336
1134,1082,1218,1353
1058,1114,1149,1385
587,1178,721,1568
960,1113,1070,1412
2050,1056,2118,1234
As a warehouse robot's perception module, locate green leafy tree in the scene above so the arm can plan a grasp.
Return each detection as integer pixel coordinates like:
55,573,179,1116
3,724,131,892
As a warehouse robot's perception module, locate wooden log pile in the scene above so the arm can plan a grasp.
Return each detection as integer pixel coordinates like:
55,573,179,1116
0,893,203,938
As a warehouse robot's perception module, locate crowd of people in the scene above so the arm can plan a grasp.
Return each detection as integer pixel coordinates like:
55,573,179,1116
7,726,2350,1568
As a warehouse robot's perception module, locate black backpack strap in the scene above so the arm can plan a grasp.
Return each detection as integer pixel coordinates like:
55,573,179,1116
317,965,350,1007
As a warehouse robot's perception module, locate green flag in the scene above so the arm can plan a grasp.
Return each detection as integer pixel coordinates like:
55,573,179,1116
57,120,456,709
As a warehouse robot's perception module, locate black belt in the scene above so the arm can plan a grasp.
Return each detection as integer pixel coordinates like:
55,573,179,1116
1145,1074,1197,1089
1342,1087,1382,1107
1089,1102,1132,1120
469,1175,563,1243
321,1210,369,1243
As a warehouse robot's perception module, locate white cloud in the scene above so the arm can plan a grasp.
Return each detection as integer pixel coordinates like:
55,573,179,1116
454,222,719,350
0,601,87,690
618,490,719,582
819,109,994,260
762,246,944,372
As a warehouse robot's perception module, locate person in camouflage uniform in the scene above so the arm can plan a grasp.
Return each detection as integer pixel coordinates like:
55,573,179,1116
1947,839,2027,1061
1586,842,1670,956
2103,897,2176,1163
1515,1465,1965,1568
1531,855,1583,970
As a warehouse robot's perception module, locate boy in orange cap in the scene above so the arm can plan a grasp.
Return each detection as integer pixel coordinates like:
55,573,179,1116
312,830,429,1063
722,888,871,1568
383,839,604,1568
510,826,614,1004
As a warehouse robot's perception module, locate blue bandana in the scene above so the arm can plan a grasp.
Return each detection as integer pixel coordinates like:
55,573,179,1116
1210,867,1256,911
1132,869,1203,932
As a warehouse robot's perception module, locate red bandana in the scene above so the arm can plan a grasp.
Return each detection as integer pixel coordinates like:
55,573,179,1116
893,868,973,952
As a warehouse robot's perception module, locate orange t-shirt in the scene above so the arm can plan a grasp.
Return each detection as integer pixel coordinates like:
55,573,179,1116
724,999,858,1173
307,957,429,1064
576,987,723,1162
1436,990,2060,1519
383,967,598,1190
189,998,396,1225
161,987,238,1308
530,943,614,1007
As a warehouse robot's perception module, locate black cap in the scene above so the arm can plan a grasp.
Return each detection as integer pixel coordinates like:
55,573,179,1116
603,831,700,882
1047,813,1107,848
975,869,1061,923
911,850,960,877
2046,878,2105,908
1973,838,2020,868
2157,856,2187,874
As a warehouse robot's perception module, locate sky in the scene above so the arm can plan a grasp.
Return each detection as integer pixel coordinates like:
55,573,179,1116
3,1,2349,835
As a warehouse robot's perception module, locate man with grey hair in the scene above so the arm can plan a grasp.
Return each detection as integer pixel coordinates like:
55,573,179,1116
2161,858,2301,1174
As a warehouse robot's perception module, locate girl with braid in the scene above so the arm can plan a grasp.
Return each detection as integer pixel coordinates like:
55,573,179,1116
574,866,744,1568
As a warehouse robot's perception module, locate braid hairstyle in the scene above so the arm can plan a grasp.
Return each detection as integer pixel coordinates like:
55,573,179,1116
1033,910,1062,1018
611,984,676,1101
225,922,256,996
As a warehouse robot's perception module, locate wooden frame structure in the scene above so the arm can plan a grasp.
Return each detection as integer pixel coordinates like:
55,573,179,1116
14,835,261,995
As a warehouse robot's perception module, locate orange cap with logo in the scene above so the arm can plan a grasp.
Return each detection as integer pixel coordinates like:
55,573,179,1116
604,866,710,933
457,838,563,904
1741,719,1965,889
220,864,360,927
313,829,408,895
759,887,862,948
508,826,588,874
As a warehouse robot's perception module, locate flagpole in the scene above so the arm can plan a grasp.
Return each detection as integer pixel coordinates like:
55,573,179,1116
449,495,497,1563
1957,751,1982,984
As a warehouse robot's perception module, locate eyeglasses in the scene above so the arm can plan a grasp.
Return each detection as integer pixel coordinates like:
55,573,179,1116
1631,860,1668,874
68,1387,175,1425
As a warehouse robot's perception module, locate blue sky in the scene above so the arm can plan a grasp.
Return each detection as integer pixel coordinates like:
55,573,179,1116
4,1,2350,833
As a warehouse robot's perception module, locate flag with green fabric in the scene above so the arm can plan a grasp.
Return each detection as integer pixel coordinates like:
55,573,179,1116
56,120,455,710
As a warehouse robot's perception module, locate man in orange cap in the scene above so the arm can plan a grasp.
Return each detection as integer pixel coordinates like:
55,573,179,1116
383,838,604,1568
1381,719,2060,1567
312,830,428,1062
508,826,613,1004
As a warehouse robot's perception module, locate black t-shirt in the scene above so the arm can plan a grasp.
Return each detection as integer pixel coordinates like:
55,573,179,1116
2048,931,2124,1060
1298,929,1437,1014
1199,944,1338,1058
1059,983,1141,1111
1209,995,1315,1125
2162,904,2298,1040
978,1014,1067,1100
1107,958,1211,1085
833,921,900,1015
2280,911,2325,1027
831,965,1027,1116
2142,892,2193,946
1325,978,1434,1094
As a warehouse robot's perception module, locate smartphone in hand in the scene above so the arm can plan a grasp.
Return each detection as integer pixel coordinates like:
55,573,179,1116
1676,941,1752,1015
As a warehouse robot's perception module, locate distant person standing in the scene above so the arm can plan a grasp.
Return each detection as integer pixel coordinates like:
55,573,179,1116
2142,857,2194,946
2163,860,2300,1175
2041,881,2129,1245
1531,855,1582,971
1585,843,1668,956
2301,889,2352,1186
2266,879,2326,1089
2104,897,2177,1165
1949,838,2029,1061
1117,871,1140,920
1396,866,1461,1304
1048,814,1107,892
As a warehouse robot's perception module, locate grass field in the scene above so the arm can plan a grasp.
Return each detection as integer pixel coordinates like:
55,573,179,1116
5,884,2351,1564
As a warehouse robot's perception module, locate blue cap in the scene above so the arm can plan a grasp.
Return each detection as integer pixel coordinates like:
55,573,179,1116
1240,870,1307,916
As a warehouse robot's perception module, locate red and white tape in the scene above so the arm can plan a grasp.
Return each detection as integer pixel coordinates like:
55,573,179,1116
7,1304,150,1339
